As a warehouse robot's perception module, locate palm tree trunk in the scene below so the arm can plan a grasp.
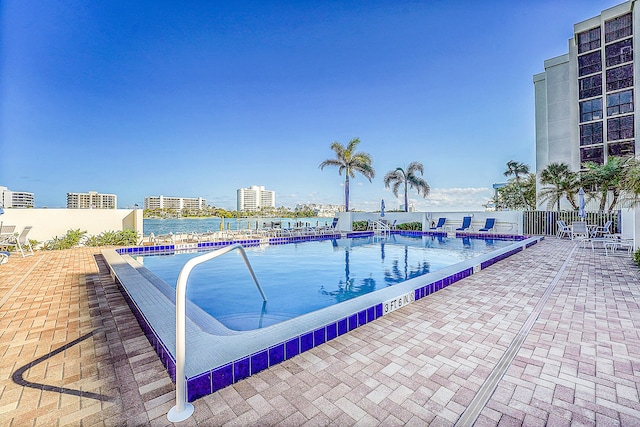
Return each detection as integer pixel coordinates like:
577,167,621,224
345,175,350,212
404,182,408,212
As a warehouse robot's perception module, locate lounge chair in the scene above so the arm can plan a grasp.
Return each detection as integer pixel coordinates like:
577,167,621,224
456,216,472,231
556,220,571,238
590,220,612,238
479,218,496,232
430,217,446,231
4,226,34,257
0,251,9,265
570,221,589,246
603,237,634,256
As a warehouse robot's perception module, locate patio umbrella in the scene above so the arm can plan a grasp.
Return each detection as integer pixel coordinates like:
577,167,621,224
578,188,586,219
380,199,385,217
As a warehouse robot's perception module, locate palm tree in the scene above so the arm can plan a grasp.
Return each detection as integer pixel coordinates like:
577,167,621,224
582,156,627,212
504,160,531,209
319,138,375,212
538,162,579,211
383,162,430,212
621,156,640,207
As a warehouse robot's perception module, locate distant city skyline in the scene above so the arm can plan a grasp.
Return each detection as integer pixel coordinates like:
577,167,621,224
0,0,624,211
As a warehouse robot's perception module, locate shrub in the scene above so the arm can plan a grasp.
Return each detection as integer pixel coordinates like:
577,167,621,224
396,222,422,231
634,248,640,268
42,229,87,250
84,229,139,247
352,221,369,231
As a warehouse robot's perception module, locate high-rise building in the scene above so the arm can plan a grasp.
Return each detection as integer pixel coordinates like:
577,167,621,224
67,191,117,209
0,186,34,208
237,185,275,212
534,1,637,208
144,195,206,211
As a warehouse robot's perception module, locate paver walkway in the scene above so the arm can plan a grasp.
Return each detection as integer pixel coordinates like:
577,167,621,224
0,238,638,426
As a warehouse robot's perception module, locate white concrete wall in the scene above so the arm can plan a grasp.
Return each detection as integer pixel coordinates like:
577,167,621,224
621,206,639,249
337,211,524,235
0,209,143,243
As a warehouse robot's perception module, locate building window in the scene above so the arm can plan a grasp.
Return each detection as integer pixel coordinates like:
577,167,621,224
608,141,636,156
606,90,633,116
577,27,601,53
605,13,632,43
607,115,634,140
606,64,633,91
578,51,602,76
605,38,633,67
579,74,602,99
579,98,603,122
580,146,604,164
580,122,603,145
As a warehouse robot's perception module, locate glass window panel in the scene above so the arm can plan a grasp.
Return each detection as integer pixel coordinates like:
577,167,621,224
580,122,603,145
578,27,601,53
605,13,632,43
580,98,603,122
608,141,636,156
606,64,633,91
605,39,633,67
606,90,634,116
578,51,602,76
580,146,604,164
607,115,634,140
579,74,602,99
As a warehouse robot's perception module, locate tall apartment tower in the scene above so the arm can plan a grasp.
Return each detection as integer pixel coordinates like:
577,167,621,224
0,186,34,208
534,1,638,208
67,191,117,209
143,195,206,210
237,185,276,212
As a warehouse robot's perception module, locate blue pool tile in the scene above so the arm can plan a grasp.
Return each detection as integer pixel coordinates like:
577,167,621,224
367,306,375,322
300,332,314,352
285,337,299,359
251,350,269,374
348,314,358,331
234,357,250,382
375,304,383,318
212,364,233,391
313,328,326,346
187,371,211,402
269,343,285,366
326,323,337,341
358,310,367,326
337,318,348,336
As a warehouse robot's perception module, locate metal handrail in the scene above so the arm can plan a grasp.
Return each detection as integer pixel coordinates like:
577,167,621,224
167,243,266,422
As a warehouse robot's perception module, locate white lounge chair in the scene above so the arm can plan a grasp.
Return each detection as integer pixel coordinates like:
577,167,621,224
0,251,9,264
571,221,589,247
556,220,571,238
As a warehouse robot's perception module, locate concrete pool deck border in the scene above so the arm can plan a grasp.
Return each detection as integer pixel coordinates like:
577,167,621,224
102,232,542,403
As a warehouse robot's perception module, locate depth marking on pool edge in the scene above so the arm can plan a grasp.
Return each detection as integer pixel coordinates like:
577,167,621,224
383,291,415,315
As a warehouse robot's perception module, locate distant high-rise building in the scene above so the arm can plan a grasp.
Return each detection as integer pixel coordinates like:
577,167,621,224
67,191,117,209
0,186,34,208
534,1,637,208
237,185,275,212
144,195,206,211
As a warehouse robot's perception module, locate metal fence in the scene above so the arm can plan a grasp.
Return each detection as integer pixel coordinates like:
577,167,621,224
523,210,620,236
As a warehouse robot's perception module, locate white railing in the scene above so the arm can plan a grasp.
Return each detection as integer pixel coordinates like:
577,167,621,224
167,244,266,422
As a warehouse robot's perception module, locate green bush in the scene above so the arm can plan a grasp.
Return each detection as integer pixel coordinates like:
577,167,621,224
84,229,139,247
42,229,87,250
352,221,369,231
634,248,640,267
396,222,422,231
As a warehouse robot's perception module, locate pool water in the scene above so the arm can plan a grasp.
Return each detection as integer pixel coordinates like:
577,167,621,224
134,235,513,331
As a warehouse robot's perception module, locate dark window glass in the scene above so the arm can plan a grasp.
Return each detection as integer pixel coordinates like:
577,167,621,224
578,51,602,76
580,122,603,145
579,74,602,99
605,39,633,67
605,13,632,43
580,146,604,164
606,90,634,116
580,98,603,122
606,64,633,91
578,27,601,53
608,141,636,156
607,115,634,140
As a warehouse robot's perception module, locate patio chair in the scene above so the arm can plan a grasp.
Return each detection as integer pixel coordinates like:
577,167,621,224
479,218,496,232
556,220,571,238
570,221,589,246
590,220,612,238
456,216,472,231
0,251,9,265
9,226,34,257
430,217,446,231
603,236,634,256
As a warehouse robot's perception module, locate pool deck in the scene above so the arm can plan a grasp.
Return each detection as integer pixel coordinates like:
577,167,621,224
1,238,639,426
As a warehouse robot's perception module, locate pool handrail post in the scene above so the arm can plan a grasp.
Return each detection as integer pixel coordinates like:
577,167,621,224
167,243,266,422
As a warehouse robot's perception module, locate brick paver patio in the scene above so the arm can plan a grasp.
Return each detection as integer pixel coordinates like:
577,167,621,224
0,238,638,426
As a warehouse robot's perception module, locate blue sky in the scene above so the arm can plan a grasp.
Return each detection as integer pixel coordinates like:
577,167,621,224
0,0,624,211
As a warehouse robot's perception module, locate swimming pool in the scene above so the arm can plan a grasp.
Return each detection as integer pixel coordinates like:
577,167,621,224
133,235,516,331
103,231,542,403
